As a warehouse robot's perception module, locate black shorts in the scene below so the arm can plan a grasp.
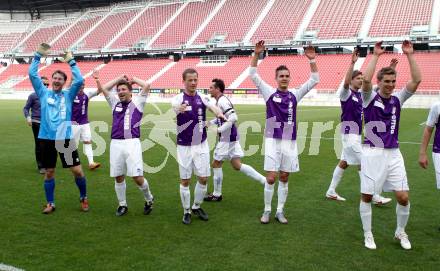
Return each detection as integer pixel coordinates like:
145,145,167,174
40,139,81,169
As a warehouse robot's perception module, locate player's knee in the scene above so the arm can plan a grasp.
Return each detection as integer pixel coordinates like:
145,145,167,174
266,175,276,184
361,193,373,203
396,193,409,205
339,160,348,169
45,168,55,179
279,172,289,182
71,165,84,177
212,160,222,168
83,141,91,144
198,177,207,185
180,179,190,187
115,176,125,183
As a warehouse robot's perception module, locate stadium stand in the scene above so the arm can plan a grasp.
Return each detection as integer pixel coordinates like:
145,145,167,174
369,0,434,37
0,0,439,95
306,0,369,39
193,0,267,45
0,21,33,52
152,0,221,48
51,12,107,51
250,0,312,43
80,9,140,50
20,18,77,53
110,3,182,49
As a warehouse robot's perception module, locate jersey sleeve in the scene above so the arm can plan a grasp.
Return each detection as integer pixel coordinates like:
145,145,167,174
133,95,147,112
339,85,351,101
393,87,413,106
200,94,216,108
361,90,376,108
291,72,320,101
426,103,439,127
171,93,184,114
86,89,98,99
105,94,119,110
249,67,275,102
28,53,46,97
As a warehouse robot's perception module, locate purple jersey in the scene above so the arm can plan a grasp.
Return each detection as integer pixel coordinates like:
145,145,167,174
265,90,297,140
172,92,213,146
106,94,146,140
72,90,97,125
362,89,412,149
340,88,362,135
216,95,239,142
248,67,319,141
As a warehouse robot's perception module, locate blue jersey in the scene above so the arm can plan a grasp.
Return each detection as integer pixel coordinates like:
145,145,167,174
29,53,84,140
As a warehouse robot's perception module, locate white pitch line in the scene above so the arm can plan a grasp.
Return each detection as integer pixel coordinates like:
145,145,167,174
419,121,426,126
0,263,25,271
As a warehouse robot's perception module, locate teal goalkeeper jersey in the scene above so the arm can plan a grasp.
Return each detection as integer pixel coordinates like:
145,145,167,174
29,53,84,140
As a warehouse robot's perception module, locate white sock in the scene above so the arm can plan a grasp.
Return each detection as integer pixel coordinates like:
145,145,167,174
359,201,372,233
396,202,410,234
193,182,207,209
83,143,94,164
179,184,191,214
264,182,274,212
328,165,344,193
213,168,223,197
276,181,288,213
114,180,127,206
138,178,153,202
240,163,266,185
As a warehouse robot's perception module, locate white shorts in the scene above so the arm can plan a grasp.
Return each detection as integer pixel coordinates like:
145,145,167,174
264,138,299,173
432,152,440,189
110,138,144,177
360,146,409,195
213,141,244,161
340,134,362,165
177,140,211,179
72,123,92,142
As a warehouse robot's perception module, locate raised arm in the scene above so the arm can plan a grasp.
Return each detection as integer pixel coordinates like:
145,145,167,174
130,77,150,96
249,40,275,101
362,41,384,93
402,40,421,93
102,74,128,93
64,51,84,99
92,70,107,97
294,45,320,101
29,43,50,97
343,48,358,89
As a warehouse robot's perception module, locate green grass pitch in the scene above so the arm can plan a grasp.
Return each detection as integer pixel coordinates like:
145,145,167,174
1,99,439,270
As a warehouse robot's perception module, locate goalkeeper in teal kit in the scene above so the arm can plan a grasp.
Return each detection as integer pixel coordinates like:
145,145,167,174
29,43,89,214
